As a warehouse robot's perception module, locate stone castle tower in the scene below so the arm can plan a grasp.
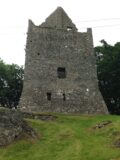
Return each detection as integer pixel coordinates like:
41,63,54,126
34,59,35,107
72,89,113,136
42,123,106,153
19,7,108,114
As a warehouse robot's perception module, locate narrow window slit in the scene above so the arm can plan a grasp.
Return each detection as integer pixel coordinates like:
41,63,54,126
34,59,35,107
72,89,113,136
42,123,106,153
47,92,51,101
63,93,66,101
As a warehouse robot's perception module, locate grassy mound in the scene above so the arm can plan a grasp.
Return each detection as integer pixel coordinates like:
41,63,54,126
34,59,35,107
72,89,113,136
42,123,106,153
0,114,120,160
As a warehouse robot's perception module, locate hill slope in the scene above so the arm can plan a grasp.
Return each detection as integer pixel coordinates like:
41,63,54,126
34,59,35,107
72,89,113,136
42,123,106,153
0,114,120,160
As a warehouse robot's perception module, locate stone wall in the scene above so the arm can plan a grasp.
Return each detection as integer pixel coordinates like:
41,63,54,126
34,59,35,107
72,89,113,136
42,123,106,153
19,7,108,114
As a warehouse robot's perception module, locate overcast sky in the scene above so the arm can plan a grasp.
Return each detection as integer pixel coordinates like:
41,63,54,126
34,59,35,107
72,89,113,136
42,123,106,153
0,0,120,65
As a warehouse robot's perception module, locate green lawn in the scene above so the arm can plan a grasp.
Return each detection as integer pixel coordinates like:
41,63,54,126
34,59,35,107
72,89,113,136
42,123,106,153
0,114,120,160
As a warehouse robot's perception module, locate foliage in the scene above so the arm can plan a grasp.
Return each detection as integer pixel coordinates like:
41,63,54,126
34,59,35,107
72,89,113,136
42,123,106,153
0,59,24,108
0,40,120,114
95,40,120,114
0,114,120,160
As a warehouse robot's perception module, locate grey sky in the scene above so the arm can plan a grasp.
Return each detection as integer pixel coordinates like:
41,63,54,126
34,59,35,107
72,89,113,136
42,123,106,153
0,0,120,65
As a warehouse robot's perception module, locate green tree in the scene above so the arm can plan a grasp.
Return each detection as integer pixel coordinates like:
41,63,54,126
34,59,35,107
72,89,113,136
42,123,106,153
95,40,120,114
0,59,24,108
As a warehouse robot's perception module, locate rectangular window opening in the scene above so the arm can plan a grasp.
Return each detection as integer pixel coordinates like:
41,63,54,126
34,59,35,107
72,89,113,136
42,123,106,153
47,92,51,101
57,67,66,78
67,26,72,31
63,93,66,101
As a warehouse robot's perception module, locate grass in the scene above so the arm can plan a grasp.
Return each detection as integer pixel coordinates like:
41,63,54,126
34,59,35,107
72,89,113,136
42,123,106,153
0,114,120,160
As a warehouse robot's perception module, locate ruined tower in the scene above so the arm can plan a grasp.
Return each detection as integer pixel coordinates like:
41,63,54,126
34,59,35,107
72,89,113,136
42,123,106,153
19,7,108,114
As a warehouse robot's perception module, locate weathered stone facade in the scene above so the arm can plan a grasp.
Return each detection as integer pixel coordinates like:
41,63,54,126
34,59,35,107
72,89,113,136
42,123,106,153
19,7,108,114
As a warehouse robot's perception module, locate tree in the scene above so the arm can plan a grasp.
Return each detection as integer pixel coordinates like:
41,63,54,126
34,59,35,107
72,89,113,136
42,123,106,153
95,40,120,114
0,59,24,108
